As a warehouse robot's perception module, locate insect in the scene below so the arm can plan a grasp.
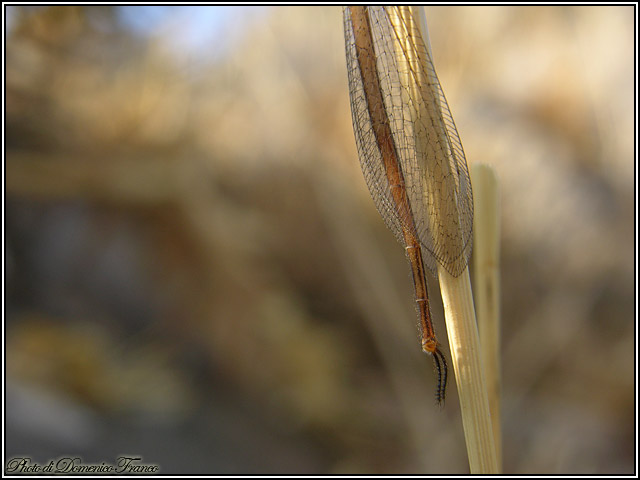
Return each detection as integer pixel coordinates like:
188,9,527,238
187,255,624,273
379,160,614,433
343,6,473,404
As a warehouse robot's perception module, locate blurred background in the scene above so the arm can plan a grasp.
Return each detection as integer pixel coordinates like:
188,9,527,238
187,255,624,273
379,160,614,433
4,5,635,474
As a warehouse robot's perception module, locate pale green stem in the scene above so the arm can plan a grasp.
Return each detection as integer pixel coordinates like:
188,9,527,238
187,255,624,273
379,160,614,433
470,163,502,469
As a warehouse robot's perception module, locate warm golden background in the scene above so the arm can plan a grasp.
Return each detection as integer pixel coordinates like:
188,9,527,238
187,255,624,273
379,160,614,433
5,5,635,474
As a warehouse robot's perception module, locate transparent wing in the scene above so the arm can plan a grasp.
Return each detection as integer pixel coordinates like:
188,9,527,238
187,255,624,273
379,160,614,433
344,6,473,277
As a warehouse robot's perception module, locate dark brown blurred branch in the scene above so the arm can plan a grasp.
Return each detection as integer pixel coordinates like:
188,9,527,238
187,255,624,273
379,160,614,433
6,152,187,205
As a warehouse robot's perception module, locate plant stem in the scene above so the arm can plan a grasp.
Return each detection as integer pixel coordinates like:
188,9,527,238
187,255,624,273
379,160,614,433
438,265,500,474
470,163,502,468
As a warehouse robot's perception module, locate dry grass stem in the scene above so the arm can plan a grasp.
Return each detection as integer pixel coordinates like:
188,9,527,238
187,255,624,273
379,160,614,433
412,7,499,473
438,266,499,474
470,163,502,468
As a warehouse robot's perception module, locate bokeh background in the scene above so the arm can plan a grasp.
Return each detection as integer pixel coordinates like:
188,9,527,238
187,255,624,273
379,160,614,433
4,5,635,474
